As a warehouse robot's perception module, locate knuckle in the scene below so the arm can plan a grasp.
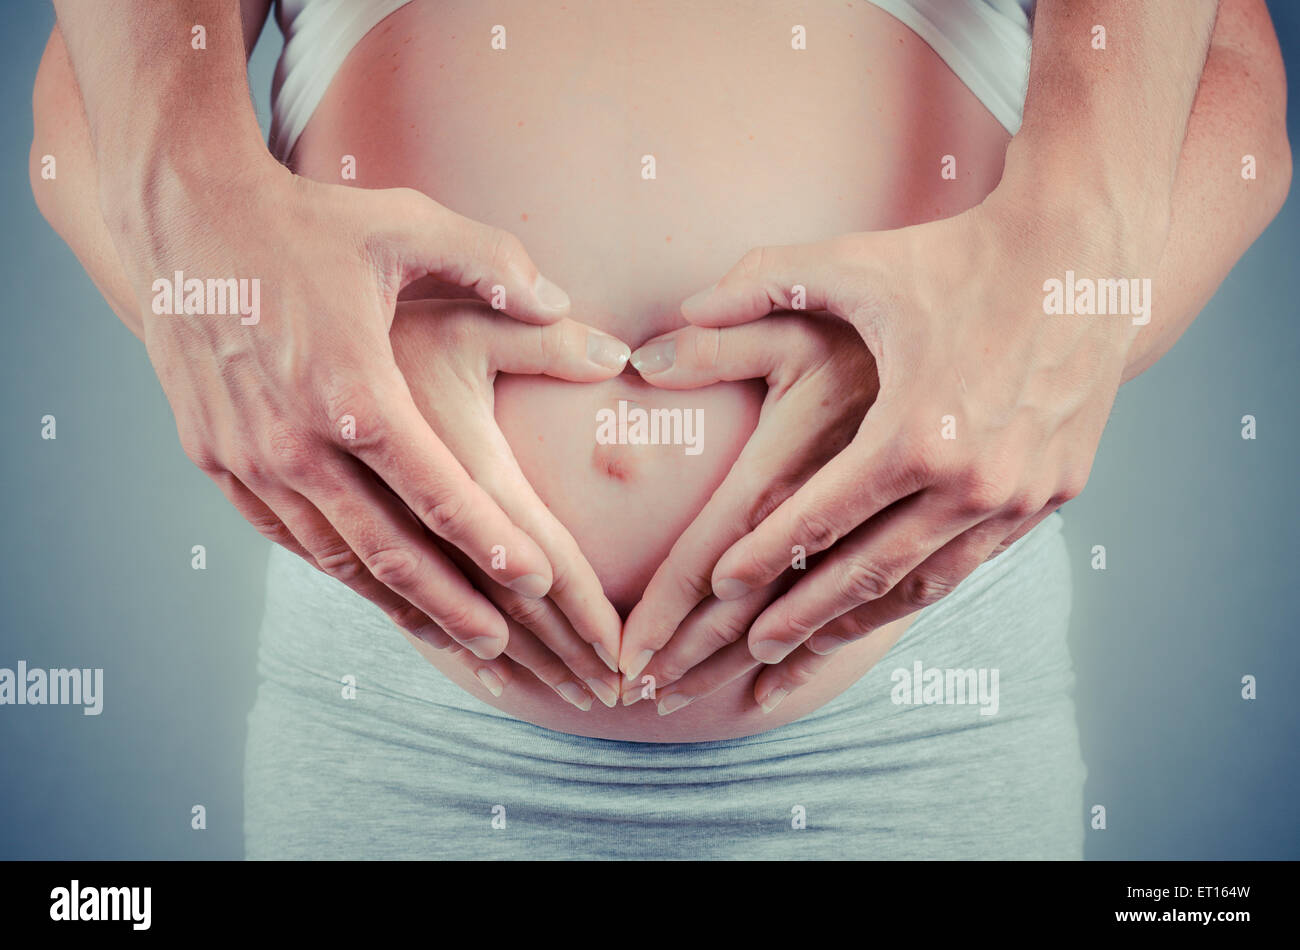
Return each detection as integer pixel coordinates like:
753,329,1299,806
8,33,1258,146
783,652,829,688
263,421,320,482
900,571,957,609
650,655,688,685
387,603,429,632
791,509,839,553
363,545,422,590
247,514,294,547
1005,492,1042,522
834,556,894,604
955,466,1015,514
502,593,549,628
890,441,940,491
315,545,369,585
227,450,270,485
736,246,769,280
745,474,801,529
420,495,470,540
488,228,529,277
431,598,479,637
179,432,223,474
1054,469,1089,505
704,612,751,649
319,375,381,435
688,326,722,368
673,569,715,607
781,608,820,640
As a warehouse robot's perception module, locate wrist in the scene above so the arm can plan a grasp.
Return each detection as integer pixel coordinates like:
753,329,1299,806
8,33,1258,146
973,168,1153,370
993,131,1173,273
100,137,283,280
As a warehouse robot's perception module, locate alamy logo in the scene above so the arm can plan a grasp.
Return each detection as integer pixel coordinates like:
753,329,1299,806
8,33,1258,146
1042,270,1151,326
890,661,999,716
0,661,102,715
151,270,261,325
50,880,150,931
595,399,703,456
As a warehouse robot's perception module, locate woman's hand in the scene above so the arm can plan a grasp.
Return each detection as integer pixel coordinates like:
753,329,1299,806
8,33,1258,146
125,154,582,659
657,196,1144,711
618,313,878,712
392,301,630,708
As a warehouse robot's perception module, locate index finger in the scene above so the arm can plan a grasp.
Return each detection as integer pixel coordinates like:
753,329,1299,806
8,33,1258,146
709,413,918,602
679,239,854,329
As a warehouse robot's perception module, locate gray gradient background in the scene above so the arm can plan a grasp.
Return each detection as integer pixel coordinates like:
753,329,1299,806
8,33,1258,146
1,2,1296,859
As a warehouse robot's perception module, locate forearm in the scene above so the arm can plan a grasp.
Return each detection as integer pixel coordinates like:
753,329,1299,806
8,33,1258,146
32,2,273,337
1003,0,1219,253
991,0,1290,381
1122,0,1291,381
30,28,141,336
50,0,269,257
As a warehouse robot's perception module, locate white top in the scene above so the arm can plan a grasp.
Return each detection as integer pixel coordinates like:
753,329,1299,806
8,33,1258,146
268,0,1036,165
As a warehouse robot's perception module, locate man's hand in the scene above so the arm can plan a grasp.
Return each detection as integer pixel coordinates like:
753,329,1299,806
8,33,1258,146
664,199,1137,711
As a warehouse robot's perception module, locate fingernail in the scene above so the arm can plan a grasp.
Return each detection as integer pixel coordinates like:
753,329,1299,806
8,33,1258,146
507,573,551,598
587,331,631,371
681,282,719,315
594,643,619,674
585,677,619,708
713,577,751,601
809,633,852,655
475,667,505,697
623,649,655,681
533,274,571,311
759,687,789,713
621,683,645,706
463,636,504,660
657,693,693,716
630,338,676,376
750,638,789,664
555,681,593,711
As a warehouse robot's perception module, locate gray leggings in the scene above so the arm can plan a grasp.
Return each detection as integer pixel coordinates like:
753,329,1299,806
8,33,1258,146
244,513,1084,859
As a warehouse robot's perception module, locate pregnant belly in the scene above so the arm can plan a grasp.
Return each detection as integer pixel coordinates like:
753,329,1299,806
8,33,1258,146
291,0,1011,740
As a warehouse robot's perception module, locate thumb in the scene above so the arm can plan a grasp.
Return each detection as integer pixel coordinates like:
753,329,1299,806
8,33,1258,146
488,317,632,381
630,317,827,389
680,240,848,328
384,188,572,325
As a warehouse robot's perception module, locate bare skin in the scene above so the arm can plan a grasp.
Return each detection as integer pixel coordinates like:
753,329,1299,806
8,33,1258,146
32,0,1290,739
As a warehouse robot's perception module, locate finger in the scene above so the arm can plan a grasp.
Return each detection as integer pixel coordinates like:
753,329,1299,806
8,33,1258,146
209,470,314,563
220,459,515,693
619,398,839,679
650,639,762,717
487,316,631,380
789,522,1012,661
342,376,555,596
438,540,622,708
626,581,781,706
710,410,920,603
406,375,622,667
745,492,975,664
386,190,571,324
291,456,512,656
402,628,517,700
985,507,1056,561
751,644,839,715
678,240,854,329
628,317,824,387
495,620,601,712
